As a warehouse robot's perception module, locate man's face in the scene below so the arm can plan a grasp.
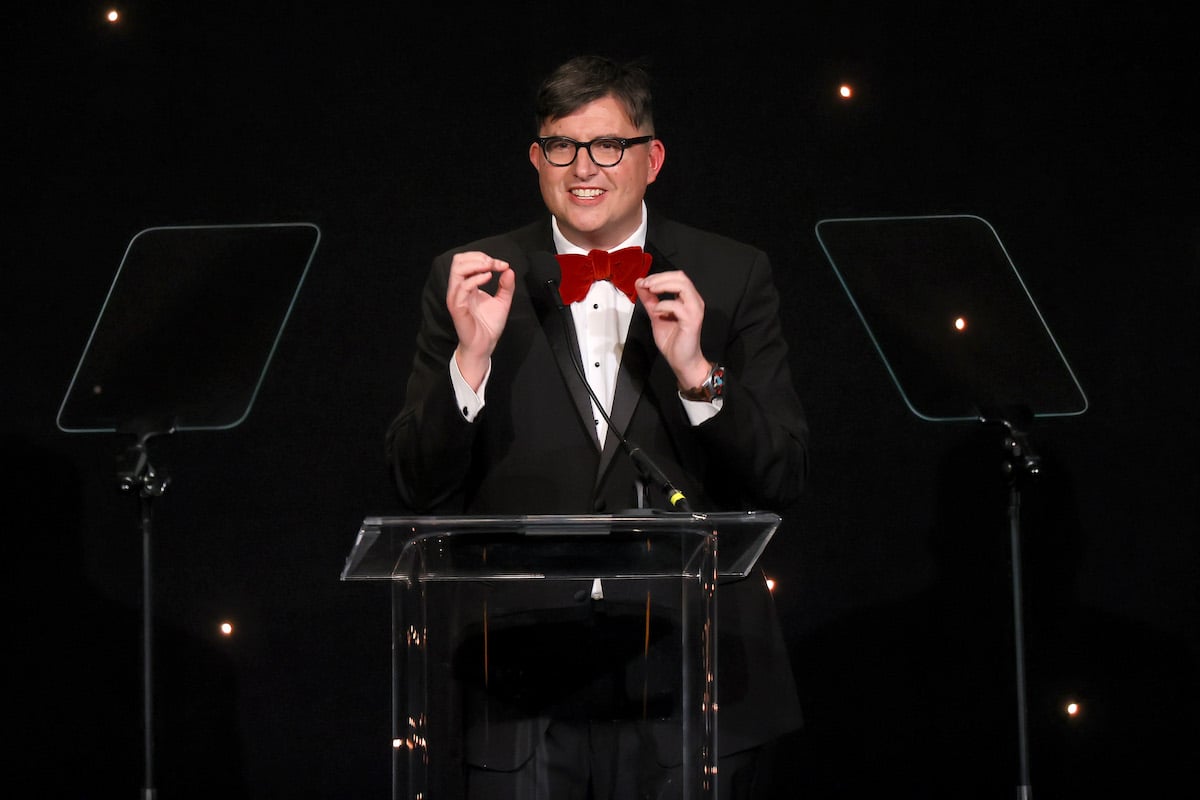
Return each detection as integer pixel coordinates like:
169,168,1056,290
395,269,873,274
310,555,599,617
529,94,665,251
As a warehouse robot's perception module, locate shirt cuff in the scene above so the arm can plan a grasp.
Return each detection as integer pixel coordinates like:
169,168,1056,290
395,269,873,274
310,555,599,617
449,355,489,422
680,395,723,425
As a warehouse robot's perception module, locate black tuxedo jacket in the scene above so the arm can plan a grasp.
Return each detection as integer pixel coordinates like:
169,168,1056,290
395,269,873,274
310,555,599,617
387,210,808,764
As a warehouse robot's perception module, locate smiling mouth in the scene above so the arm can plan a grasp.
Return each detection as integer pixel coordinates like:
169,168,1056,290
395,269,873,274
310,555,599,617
570,188,604,198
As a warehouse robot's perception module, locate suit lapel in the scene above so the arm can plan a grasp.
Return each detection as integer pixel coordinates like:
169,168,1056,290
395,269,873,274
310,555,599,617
596,307,652,479
523,246,602,450
548,312,602,450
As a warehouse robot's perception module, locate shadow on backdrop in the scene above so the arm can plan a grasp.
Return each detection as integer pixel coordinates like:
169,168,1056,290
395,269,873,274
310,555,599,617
7,433,248,798
788,426,1198,798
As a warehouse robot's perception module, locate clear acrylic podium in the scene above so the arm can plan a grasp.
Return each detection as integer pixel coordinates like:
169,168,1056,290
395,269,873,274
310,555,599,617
341,511,782,800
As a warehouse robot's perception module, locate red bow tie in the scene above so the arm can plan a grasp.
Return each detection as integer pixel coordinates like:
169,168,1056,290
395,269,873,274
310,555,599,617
555,247,653,305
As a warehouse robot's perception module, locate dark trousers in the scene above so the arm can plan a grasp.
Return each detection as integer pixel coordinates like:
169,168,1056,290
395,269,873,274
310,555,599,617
464,725,781,800
455,589,790,799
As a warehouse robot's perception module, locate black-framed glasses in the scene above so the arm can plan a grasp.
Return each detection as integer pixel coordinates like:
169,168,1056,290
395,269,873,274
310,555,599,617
535,135,654,167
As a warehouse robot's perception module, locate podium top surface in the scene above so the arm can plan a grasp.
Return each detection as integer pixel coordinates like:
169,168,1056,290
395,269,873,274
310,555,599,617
341,511,783,582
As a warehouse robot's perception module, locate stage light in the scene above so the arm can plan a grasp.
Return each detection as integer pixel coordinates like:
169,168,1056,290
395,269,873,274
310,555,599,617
106,9,120,23
765,577,776,592
219,621,234,636
839,84,853,99
954,316,967,331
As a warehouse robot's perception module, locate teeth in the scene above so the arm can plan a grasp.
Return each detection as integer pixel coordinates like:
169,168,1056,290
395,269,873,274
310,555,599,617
571,188,603,198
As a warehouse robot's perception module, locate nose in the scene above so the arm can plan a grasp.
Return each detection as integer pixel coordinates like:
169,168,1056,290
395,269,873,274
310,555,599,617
572,144,600,177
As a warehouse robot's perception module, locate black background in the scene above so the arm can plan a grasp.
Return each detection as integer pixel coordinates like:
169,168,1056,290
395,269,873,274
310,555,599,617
8,3,1198,798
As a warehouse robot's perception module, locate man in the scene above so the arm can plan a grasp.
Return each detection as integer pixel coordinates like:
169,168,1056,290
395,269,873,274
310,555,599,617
388,54,807,799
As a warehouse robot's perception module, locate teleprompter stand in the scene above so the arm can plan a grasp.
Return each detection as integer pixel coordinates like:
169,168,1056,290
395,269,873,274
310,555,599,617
341,511,782,800
816,214,1088,800
56,222,320,798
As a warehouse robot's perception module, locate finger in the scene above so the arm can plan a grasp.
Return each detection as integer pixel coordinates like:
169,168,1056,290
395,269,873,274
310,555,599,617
495,265,517,300
463,269,502,291
448,272,493,305
451,252,509,278
635,283,661,308
637,270,695,294
648,299,686,321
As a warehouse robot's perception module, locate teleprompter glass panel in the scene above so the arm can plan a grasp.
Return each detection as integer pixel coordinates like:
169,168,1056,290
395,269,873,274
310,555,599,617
815,214,1087,422
57,222,320,433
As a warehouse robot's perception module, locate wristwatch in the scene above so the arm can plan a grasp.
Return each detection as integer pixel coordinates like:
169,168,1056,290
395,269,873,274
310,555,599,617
680,363,726,402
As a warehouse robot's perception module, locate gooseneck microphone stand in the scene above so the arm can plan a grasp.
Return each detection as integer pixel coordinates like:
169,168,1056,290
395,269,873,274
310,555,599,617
543,278,691,512
117,426,175,800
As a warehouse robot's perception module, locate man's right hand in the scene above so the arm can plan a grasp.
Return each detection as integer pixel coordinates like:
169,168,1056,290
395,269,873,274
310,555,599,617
447,250,514,391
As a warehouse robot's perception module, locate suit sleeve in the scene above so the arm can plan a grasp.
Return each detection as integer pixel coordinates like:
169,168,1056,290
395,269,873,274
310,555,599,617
693,248,809,511
385,254,478,513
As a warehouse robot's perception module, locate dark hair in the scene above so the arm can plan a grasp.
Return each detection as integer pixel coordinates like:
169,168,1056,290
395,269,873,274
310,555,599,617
534,55,655,133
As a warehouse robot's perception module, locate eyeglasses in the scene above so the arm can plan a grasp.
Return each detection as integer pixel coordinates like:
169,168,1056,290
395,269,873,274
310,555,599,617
535,135,654,167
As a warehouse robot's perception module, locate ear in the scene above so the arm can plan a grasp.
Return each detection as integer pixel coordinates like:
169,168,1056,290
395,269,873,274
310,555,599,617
646,138,666,185
529,140,542,170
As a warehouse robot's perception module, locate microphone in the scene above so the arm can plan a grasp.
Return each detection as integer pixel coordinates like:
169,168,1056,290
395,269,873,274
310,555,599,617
541,275,692,512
